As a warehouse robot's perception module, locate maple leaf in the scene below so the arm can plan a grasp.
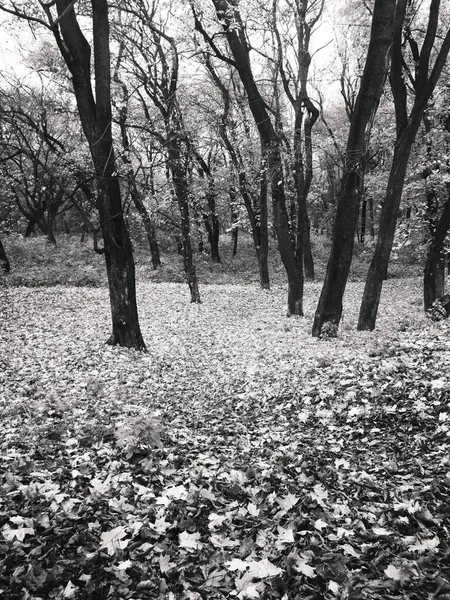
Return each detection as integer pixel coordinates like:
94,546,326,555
294,554,316,578
99,526,129,555
179,531,203,551
385,564,411,581
276,493,299,512
159,554,176,573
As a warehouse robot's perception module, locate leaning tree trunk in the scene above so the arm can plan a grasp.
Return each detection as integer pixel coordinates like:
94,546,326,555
312,0,396,336
357,132,416,330
209,0,302,314
0,237,10,273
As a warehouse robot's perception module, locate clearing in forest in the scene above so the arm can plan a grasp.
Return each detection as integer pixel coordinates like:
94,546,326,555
1,280,450,599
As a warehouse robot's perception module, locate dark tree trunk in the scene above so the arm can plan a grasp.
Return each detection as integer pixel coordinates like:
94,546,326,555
360,197,367,244
209,0,302,313
0,237,10,273
424,189,450,310
312,0,396,336
303,216,314,280
258,152,270,290
53,0,145,349
25,219,36,237
358,0,450,330
167,136,201,303
358,131,417,329
368,197,375,238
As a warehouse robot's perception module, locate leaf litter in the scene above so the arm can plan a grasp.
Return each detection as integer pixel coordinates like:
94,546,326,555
1,279,450,599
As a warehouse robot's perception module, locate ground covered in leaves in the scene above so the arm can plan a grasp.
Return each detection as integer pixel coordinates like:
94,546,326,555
1,279,450,600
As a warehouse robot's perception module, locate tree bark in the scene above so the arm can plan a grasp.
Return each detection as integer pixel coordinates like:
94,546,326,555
424,188,450,310
358,0,450,330
167,133,201,303
229,185,239,257
312,0,396,336
54,0,145,349
209,0,303,314
115,72,161,270
0,236,10,273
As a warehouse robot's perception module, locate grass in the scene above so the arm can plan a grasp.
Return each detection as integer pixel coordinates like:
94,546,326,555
0,232,422,289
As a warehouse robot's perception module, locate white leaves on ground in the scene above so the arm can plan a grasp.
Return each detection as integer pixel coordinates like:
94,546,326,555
179,531,203,551
99,526,129,555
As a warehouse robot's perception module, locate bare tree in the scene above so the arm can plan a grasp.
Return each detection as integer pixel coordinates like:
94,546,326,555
194,0,304,314
0,0,147,348
272,0,323,281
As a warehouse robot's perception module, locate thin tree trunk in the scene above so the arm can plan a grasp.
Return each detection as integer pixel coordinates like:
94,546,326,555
208,0,302,313
229,185,239,257
424,188,450,310
202,55,269,288
369,197,375,238
133,194,161,270
168,137,201,303
312,0,396,336
360,197,367,244
0,237,10,273
258,151,270,290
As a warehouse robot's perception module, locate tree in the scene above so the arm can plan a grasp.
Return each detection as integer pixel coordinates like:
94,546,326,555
0,0,148,348
194,0,304,314
113,49,162,270
0,235,9,272
312,0,396,337
116,0,201,302
358,0,450,330
202,56,270,288
272,0,323,281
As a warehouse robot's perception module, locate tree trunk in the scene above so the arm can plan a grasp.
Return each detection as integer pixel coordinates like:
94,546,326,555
167,136,201,303
25,219,36,237
133,194,161,270
229,186,239,257
358,131,416,329
358,0,450,330
53,0,145,349
258,153,270,291
0,237,10,273
312,0,396,336
202,55,269,288
210,0,302,313
360,197,367,244
424,189,450,310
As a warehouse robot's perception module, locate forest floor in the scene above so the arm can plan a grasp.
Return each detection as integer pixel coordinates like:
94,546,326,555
1,277,450,599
